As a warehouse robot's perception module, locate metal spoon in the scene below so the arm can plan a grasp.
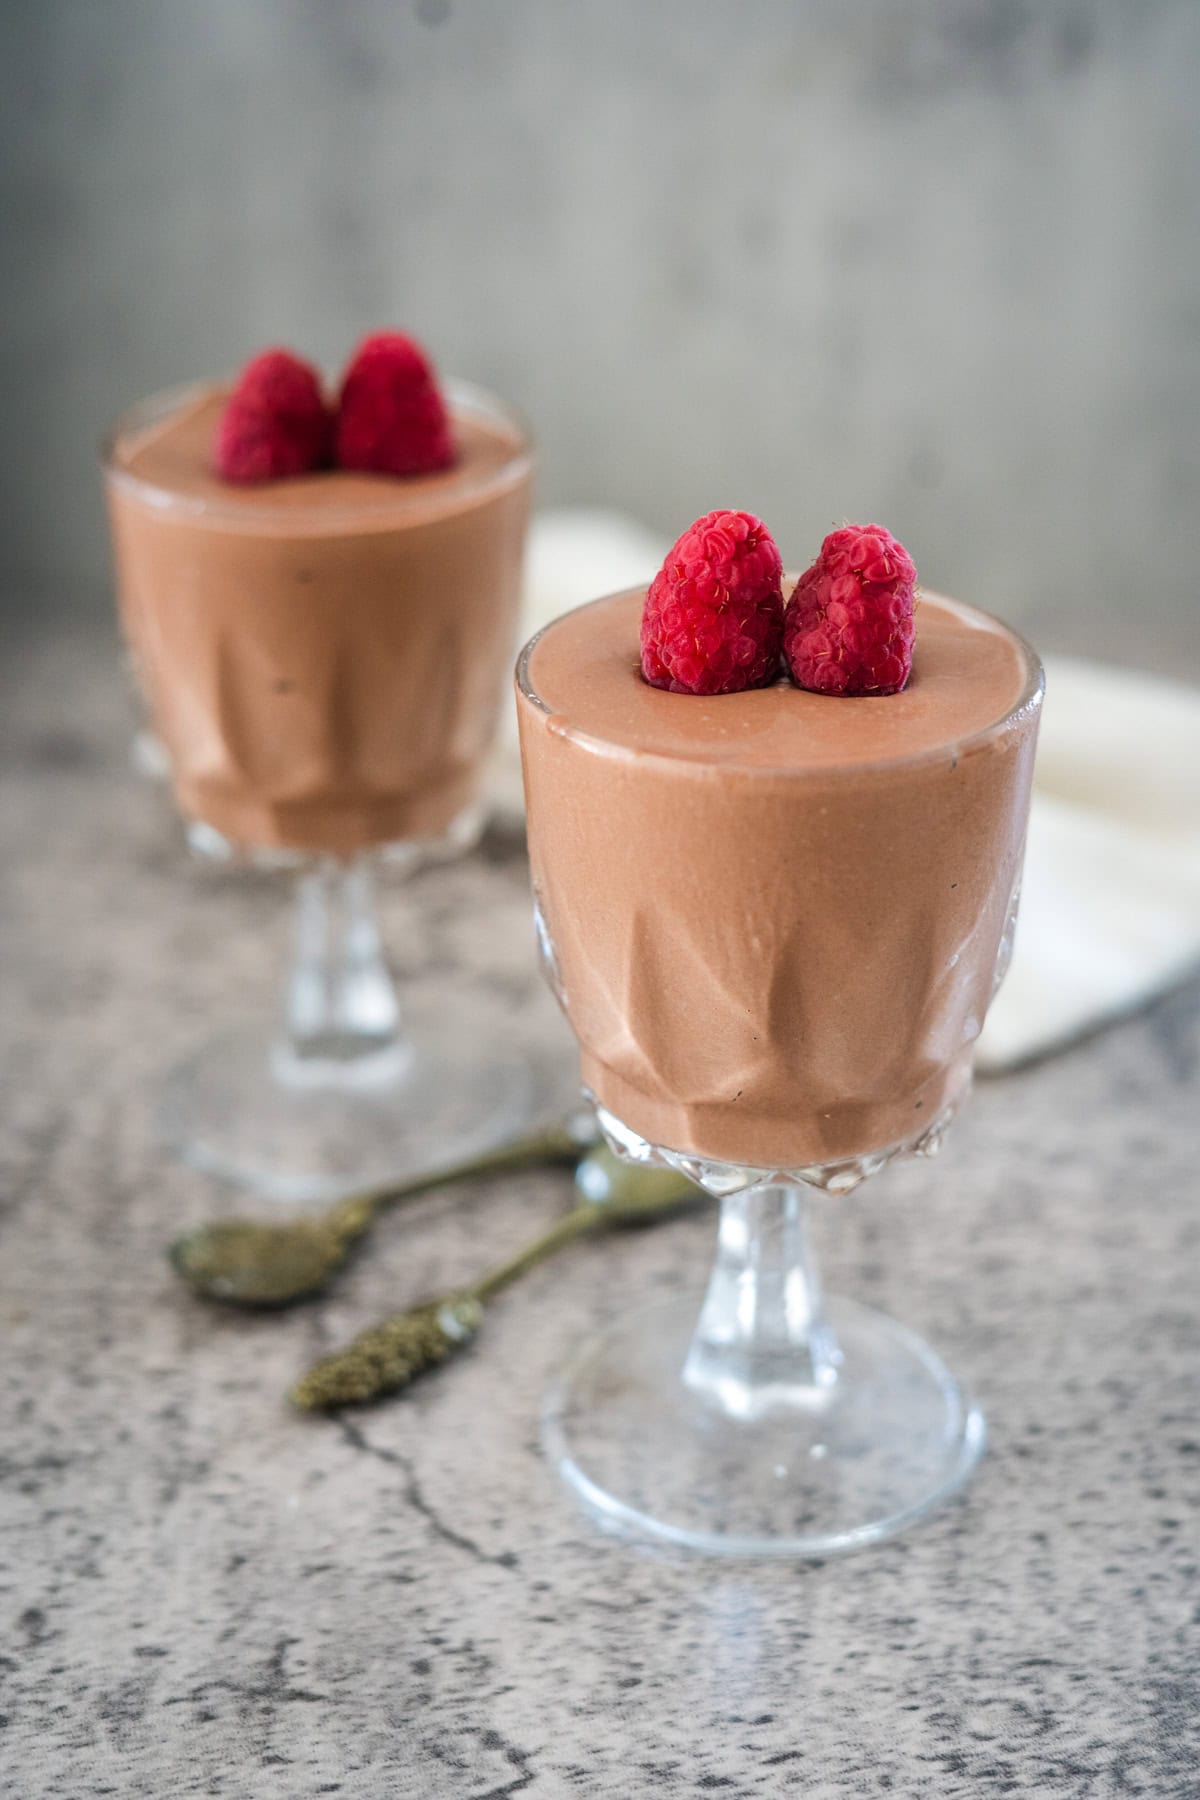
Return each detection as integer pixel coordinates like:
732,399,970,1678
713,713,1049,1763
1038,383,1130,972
290,1148,702,1409
170,1113,599,1309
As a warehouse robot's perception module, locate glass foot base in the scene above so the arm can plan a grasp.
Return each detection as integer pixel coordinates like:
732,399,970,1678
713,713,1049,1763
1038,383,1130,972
159,989,534,1204
543,1293,984,1558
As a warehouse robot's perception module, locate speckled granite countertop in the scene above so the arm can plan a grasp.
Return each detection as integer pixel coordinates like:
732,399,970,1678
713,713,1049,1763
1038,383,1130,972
3,616,1198,1799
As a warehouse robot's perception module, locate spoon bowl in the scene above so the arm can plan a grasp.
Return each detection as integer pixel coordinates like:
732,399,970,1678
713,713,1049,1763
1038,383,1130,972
169,1119,688,1309
290,1151,704,1408
170,1215,354,1307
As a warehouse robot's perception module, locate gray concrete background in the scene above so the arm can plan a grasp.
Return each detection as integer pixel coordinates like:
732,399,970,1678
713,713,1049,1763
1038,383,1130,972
3,1,1199,666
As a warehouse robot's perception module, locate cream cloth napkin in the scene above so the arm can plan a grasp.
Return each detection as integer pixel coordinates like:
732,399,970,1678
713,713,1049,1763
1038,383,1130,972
498,510,1200,1071
977,655,1200,1069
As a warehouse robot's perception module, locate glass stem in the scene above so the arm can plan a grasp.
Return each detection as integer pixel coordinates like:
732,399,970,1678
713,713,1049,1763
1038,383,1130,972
682,1183,841,1421
274,856,407,1082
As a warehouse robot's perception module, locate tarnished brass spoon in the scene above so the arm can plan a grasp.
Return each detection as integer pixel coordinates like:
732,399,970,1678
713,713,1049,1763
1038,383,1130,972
170,1115,599,1310
290,1148,702,1410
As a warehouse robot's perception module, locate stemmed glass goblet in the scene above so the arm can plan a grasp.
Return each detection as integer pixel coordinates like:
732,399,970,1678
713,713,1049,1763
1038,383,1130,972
104,376,533,1203
516,586,1042,1556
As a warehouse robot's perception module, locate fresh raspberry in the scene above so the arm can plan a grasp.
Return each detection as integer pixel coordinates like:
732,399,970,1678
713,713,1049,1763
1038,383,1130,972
641,511,784,695
213,349,332,483
783,524,917,696
334,332,457,476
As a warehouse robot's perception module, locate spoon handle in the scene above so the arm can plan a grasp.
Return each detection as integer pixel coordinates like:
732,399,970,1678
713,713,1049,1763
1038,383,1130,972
323,1113,595,1244
290,1185,697,1410
470,1202,603,1303
469,1165,700,1302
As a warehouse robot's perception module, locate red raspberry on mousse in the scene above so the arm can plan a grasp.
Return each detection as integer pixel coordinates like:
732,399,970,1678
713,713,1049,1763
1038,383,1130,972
213,349,332,484
641,510,784,695
783,524,917,696
334,332,457,476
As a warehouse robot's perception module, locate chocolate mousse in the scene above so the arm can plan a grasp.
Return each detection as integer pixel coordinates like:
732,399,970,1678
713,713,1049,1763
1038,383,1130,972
517,586,1043,1170
105,381,531,855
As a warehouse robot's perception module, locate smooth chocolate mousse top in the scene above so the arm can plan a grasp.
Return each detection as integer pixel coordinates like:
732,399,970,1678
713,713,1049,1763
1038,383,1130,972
525,588,1038,771
108,385,528,529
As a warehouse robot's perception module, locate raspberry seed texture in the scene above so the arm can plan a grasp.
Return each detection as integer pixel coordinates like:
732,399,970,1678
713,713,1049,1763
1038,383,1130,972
641,510,784,695
783,524,917,696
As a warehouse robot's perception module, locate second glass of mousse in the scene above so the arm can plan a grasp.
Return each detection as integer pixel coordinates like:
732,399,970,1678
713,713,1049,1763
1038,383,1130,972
517,513,1043,1557
104,337,534,1201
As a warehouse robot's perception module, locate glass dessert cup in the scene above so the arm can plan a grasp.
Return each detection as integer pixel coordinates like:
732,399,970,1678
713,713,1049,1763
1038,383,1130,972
104,379,533,1203
516,593,1043,1556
